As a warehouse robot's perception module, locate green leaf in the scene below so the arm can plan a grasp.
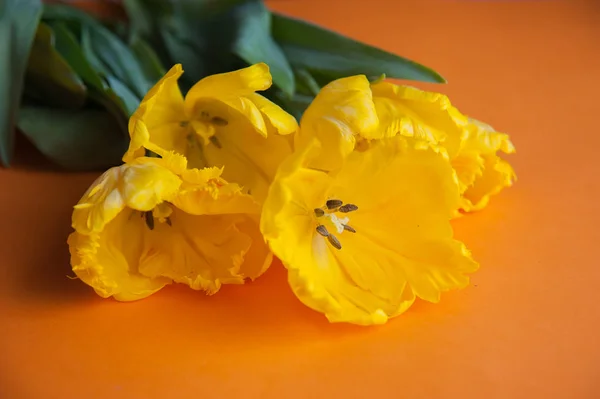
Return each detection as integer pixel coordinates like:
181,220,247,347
44,4,152,99
17,106,128,170
130,38,166,83
271,13,446,84
0,0,43,166
50,21,131,130
85,24,152,99
50,21,106,91
123,0,153,41
105,75,140,116
80,24,140,116
294,68,320,96
24,22,87,109
231,1,294,96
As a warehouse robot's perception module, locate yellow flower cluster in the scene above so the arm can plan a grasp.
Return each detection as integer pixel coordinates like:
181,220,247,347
68,63,515,325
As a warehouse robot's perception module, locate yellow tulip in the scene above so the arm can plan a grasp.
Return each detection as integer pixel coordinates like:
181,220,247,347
260,135,478,325
296,75,516,212
68,152,270,301
124,63,298,203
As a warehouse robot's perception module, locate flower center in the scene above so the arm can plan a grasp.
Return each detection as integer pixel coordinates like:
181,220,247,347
181,110,230,150
138,202,174,231
313,199,358,250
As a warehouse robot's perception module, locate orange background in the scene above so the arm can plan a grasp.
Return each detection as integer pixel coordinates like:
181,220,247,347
1,0,599,398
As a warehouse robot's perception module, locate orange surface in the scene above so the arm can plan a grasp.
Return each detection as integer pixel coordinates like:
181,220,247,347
2,1,599,398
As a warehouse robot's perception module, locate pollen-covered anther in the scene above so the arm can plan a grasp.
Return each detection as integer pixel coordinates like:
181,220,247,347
327,234,342,250
144,211,155,230
316,225,329,237
339,204,358,213
343,224,356,233
326,199,343,210
210,135,222,148
210,116,228,126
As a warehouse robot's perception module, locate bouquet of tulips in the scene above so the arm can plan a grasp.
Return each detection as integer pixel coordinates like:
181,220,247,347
2,0,515,325
69,62,515,325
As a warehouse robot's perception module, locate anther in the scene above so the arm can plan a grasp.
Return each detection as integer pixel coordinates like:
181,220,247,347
316,225,329,237
339,204,358,213
210,116,228,126
314,208,325,217
328,234,342,250
144,211,155,230
179,121,189,127
343,224,356,233
210,136,222,148
326,199,343,210
166,217,172,227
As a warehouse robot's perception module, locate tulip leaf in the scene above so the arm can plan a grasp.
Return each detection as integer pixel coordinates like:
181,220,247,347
105,75,140,116
79,23,140,116
84,23,152,99
44,4,152,99
17,106,128,170
50,21,106,92
271,13,446,84
294,69,321,96
0,0,43,166
130,38,166,83
49,21,130,132
24,22,87,109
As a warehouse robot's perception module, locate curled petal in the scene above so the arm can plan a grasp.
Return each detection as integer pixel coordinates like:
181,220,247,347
72,166,126,235
297,75,379,171
245,92,298,136
120,160,182,211
371,82,467,156
184,63,272,118
124,64,187,162
173,166,260,216
462,156,516,212
138,212,253,294
68,215,170,301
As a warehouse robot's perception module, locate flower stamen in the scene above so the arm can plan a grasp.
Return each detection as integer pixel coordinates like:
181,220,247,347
339,204,358,213
210,136,222,148
343,224,356,233
144,211,154,230
315,199,358,249
210,116,228,126
326,199,343,210
316,225,329,237
327,234,342,250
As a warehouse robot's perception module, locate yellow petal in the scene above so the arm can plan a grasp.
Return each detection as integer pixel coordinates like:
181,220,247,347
138,210,252,294
462,155,516,212
235,215,273,280
123,64,188,162
262,136,478,325
184,63,272,117
296,75,379,171
245,92,298,136
68,212,170,301
72,161,182,235
120,159,182,211
72,166,126,234
173,166,260,216
453,118,516,212
371,82,467,157
201,120,293,204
